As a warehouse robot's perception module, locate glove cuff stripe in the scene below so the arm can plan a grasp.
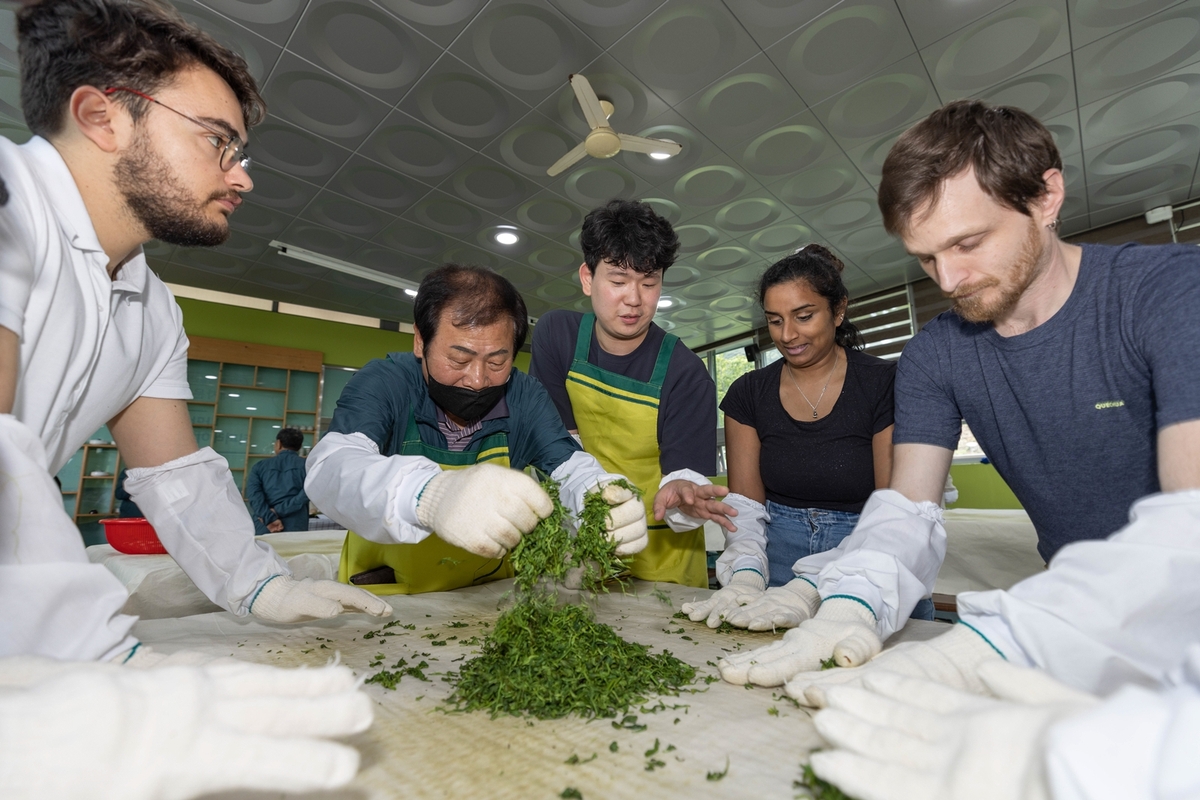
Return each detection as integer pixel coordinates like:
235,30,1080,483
957,620,1007,660
121,642,142,664
733,568,764,579
249,574,285,613
825,594,877,620
797,575,817,590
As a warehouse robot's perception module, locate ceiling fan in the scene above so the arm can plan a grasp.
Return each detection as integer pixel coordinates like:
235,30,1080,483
546,73,683,176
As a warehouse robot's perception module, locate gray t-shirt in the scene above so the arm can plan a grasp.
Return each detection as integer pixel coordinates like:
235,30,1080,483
895,243,1200,561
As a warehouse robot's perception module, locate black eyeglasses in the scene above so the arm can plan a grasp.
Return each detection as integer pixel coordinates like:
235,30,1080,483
104,86,251,172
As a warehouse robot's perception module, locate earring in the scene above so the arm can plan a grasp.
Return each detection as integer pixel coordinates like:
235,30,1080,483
1047,218,1060,231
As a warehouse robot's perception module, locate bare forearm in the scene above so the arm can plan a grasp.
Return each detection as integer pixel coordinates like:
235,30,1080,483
888,443,953,504
1158,419,1200,492
0,325,17,414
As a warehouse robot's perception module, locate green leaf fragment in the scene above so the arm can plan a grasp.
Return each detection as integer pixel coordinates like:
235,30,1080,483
706,758,730,781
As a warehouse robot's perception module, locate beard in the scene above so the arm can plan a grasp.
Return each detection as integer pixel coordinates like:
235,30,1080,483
951,218,1043,324
114,128,232,248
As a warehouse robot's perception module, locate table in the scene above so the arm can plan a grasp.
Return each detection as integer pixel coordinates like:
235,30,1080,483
136,579,946,800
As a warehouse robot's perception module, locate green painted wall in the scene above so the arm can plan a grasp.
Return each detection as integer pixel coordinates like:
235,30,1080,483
948,462,1023,509
177,297,532,372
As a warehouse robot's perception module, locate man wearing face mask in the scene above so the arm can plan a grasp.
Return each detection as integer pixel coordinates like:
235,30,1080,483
304,264,649,594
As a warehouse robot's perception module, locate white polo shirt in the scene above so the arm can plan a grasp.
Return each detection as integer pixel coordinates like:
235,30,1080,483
0,136,192,472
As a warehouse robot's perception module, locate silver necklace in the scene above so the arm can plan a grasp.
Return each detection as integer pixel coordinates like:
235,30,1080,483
785,349,839,419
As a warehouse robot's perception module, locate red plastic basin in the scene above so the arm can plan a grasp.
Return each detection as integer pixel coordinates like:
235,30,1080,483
100,518,168,555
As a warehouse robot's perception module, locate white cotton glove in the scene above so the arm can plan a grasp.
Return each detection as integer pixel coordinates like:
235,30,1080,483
0,658,372,800
810,662,1097,800
681,569,767,628
713,493,770,587
124,448,292,615
416,462,554,558
594,480,649,556
786,622,1003,708
250,576,392,624
719,597,881,686
721,577,821,631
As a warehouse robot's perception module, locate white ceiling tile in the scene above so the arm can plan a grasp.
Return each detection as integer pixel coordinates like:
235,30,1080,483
296,191,395,239
808,53,942,149
1067,0,1188,49
975,53,1077,120
260,53,392,149
767,0,918,107
481,108,581,179
921,0,1070,98
360,110,476,184
1079,61,1200,149
765,152,873,211
543,0,667,48
371,0,488,48
896,0,1015,49
675,53,806,150
198,0,306,45
722,0,842,50
249,117,353,183
398,53,531,149
175,1,282,85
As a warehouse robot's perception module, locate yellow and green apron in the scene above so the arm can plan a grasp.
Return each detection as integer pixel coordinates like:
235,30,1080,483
565,314,707,587
337,412,513,595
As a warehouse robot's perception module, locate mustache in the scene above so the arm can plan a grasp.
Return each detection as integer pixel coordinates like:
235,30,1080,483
209,190,241,207
949,278,998,300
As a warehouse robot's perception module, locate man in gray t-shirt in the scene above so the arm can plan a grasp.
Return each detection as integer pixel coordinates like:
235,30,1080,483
717,100,1200,697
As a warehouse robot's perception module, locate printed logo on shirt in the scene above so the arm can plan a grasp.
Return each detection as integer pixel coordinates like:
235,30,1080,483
1094,400,1125,410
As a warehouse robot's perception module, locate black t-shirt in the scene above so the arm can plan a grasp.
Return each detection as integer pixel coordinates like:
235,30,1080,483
529,309,718,475
721,347,895,513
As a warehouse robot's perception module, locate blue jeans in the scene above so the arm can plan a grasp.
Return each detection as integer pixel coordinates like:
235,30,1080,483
764,500,934,621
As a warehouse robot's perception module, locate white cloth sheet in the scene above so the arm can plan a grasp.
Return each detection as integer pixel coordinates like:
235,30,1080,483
935,508,1042,595
132,579,947,800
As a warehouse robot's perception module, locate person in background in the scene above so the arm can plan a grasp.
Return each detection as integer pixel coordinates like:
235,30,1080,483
0,0,390,669
305,263,648,595
246,427,309,535
113,468,142,518
530,199,735,589
715,100,1200,696
684,245,929,628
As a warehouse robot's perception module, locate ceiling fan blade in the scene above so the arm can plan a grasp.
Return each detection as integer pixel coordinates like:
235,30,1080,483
570,73,609,131
546,140,589,177
617,134,683,156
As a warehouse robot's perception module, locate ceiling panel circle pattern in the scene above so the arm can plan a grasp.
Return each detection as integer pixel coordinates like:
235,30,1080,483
707,295,754,314
980,70,1073,120
674,166,748,207
367,123,463,179
268,70,380,140
529,245,580,272
1085,74,1200,142
1094,163,1193,204
694,72,791,138
1083,8,1200,93
246,169,315,212
377,222,450,257
451,164,530,209
643,197,682,225
835,225,894,255
674,224,721,254
305,197,388,236
785,4,900,88
496,264,548,290
742,124,830,177
416,72,514,140
564,165,638,206
536,281,580,301
284,223,362,257
375,0,483,27
444,244,503,270
470,4,579,92
516,197,583,234
861,246,914,270
934,6,1065,91
825,73,931,139
774,165,858,208
748,223,815,253
1046,121,1078,155
696,246,753,271
715,197,785,232
254,122,346,179
226,203,292,237
556,72,658,135
1072,0,1178,29
663,264,701,288
333,164,424,211
626,124,704,177
670,307,711,324
303,2,425,90
498,123,579,176
809,197,878,232
630,6,747,90
1091,124,1200,177
679,280,729,302
724,264,767,288
410,196,485,234
175,248,249,276
203,0,302,25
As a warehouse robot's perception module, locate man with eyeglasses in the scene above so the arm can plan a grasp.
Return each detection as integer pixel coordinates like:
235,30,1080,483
0,0,391,671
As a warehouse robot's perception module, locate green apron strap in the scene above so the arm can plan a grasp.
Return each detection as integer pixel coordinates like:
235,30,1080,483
648,332,678,389
573,313,595,364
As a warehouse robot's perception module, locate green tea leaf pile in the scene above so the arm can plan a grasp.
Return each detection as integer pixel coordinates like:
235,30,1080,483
446,478,696,719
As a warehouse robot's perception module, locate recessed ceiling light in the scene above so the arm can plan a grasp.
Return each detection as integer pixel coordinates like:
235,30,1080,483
404,288,418,297
649,151,673,160
204,375,217,380
228,393,240,398
658,297,674,309
246,407,257,411
494,230,519,245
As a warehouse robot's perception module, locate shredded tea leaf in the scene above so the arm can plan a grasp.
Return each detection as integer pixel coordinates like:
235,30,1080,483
796,764,857,800
446,478,694,719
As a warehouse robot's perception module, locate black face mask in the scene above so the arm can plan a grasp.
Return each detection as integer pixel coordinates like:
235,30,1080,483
424,367,508,423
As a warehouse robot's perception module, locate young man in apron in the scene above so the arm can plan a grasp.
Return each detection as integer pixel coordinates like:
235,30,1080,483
305,264,648,595
529,200,736,588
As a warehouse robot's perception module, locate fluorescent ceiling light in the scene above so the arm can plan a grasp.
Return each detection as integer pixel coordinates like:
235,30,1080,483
204,375,217,380
494,230,519,245
657,297,674,308
270,241,421,297
649,143,677,160
404,288,418,297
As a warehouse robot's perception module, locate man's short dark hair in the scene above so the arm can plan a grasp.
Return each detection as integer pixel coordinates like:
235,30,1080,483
17,0,266,137
414,264,529,352
580,199,679,275
878,100,1062,236
277,427,303,451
